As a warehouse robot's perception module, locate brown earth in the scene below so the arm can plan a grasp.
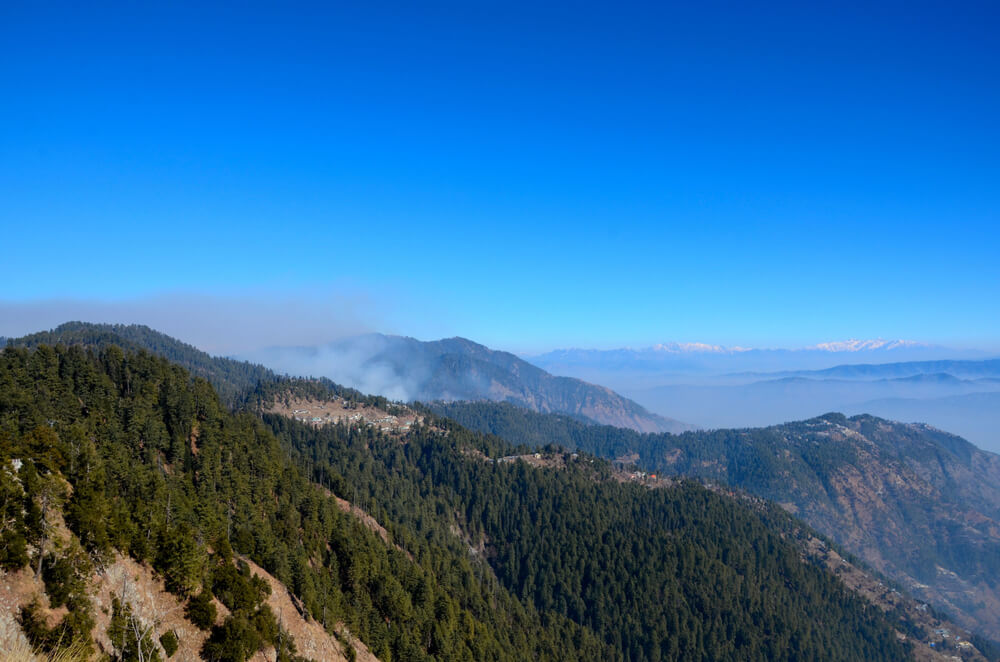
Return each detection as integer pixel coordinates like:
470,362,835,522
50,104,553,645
1,554,380,662
264,397,421,435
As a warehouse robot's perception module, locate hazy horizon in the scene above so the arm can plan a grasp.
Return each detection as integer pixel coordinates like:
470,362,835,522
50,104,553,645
2,2,998,448
5,4,1000,658
3,302,1000,359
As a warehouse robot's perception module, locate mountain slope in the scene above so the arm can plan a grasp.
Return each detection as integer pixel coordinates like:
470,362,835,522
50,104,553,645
434,401,1000,641
263,402,923,661
5,322,393,413
843,392,1000,454
629,378,1000,449
8,324,689,434
1,342,944,661
5,321,274,406
0,344,610,661
241,333,690,433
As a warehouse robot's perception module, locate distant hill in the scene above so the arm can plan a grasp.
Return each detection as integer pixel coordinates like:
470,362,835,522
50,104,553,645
2,342,946,661
6,321,274,405
4,322,386,410
845,391,1000,451
241,334,691,433
748,358,1000,381
526,341,983,383
7,324,689,433
627,363,1000,452
435,401,1000,641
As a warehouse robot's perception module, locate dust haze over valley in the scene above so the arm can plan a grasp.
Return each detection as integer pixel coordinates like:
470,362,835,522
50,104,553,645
525,342,1000,454
7,320,1000,656
5,307,997,450
4,1,1000,661
233,325,1000,455
6,304,997,449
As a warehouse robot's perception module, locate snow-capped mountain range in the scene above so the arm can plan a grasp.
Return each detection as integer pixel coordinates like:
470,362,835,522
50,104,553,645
524,341,999,453
633,339,931,355
525,339,985,382
808,339,930,353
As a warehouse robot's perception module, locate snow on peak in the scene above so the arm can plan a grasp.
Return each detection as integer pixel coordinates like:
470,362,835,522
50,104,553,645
808,339,927,352
642,339,929,354
650,343,753,354
652,342,727,353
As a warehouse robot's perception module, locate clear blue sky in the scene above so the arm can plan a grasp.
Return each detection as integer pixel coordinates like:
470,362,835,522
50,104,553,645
2,1,998,353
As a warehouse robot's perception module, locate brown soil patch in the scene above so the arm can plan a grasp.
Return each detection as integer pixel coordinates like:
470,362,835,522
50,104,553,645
1,552,382,662
92,555,206,662
264,397,421,436
240,558,379,662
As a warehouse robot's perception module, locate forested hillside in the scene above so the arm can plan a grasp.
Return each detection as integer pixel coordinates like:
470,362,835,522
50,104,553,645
0,343,927,661
0,345,608,661
433,400,1000,641
6,322,272,406
6,322,385,411
240,333,691,433
271,414,909,661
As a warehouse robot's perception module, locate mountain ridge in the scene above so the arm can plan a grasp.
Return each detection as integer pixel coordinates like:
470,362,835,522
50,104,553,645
546,338,938,356
0,341,941,661
239,332,692,434
526,343,989,381
738,358,1000,380
9,322,1000,649
433,400,1000,642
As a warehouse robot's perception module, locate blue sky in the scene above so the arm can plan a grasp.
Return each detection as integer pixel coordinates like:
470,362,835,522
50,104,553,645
1,1,998,353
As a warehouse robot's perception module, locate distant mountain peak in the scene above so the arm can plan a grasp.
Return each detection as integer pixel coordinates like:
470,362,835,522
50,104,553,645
242,334,693,434
538,338,938,357
808,339,929,352
651,342,742,354
650,339,932,353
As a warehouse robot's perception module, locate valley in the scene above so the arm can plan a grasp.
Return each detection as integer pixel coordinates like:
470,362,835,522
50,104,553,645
239,334,691,434
436,401,1000,642
2,324,999,661
8,5,996,661
525,349,1000,454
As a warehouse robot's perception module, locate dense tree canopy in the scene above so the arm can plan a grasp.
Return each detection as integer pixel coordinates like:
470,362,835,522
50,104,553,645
0,344,920,661
433,400,1000,595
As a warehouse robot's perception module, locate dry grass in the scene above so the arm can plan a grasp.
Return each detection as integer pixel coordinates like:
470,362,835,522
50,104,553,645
0,610,91,662
0,638,92,662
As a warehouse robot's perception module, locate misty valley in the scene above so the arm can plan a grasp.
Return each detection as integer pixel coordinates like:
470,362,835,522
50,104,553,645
1,323,999,662
6,4,997,659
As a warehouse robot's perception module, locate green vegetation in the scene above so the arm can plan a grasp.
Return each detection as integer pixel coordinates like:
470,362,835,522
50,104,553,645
8,321,391,412
0,345,607,661
109,596,162,662
434,400,1000,640
7,322,273,407
272,412,911,661
0,342,922,661
160,630,179,658
185,590,218,631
